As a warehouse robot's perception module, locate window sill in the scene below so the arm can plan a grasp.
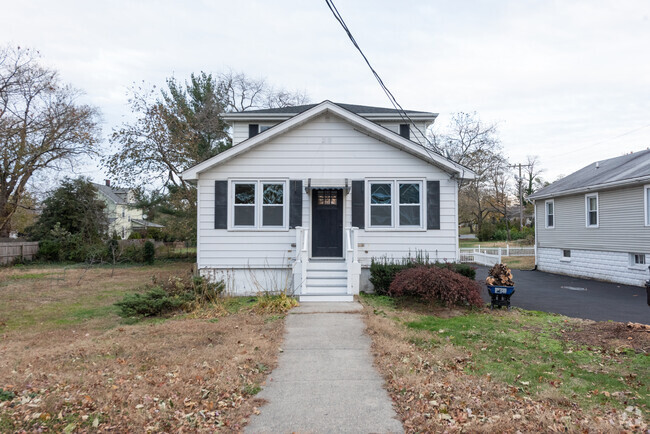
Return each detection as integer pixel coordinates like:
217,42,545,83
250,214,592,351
628,265,647,271
364,227,427,232
559,258,571,262
227,227,289,232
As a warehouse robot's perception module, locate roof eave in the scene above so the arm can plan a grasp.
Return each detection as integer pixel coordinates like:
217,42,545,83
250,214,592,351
528,174,650,200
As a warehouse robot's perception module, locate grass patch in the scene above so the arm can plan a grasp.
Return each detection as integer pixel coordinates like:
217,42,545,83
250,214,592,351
0,261,286,432
405,310,649,411
501,255,535,270
361,295,649,431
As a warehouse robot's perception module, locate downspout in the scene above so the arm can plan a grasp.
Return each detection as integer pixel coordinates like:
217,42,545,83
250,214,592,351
533,199,538,270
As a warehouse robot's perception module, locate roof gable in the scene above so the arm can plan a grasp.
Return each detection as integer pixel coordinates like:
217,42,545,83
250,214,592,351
529,149,650,199
183,101,473,180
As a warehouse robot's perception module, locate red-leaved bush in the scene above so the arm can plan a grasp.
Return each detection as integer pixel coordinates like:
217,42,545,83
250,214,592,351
389,266,483,307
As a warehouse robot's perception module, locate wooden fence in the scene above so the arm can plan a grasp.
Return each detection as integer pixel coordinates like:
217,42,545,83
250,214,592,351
0,241,39,265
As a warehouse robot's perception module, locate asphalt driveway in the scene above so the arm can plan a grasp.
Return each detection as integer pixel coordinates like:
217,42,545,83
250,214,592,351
474,266,650,324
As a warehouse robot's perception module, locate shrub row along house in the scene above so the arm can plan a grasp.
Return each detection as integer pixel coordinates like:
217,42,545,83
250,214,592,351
93,181,163,239
529,149,650,286
182,101,474,301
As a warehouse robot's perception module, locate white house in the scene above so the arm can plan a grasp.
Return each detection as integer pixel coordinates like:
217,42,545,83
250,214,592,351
182,101,474,301
93,181,163,239
529,149,650,287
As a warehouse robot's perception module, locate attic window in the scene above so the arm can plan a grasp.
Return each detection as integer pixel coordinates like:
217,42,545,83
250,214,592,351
248,124,259,138
399,124,410,140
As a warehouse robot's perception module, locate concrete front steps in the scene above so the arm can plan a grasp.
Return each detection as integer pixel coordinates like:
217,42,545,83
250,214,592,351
299,259,353,302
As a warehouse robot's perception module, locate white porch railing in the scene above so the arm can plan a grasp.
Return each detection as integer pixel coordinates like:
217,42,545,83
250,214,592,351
459,249,501,267
294,227,309,294
345,227,361,294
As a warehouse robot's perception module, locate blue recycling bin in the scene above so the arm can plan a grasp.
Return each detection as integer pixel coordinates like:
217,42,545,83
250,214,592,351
487,285,515,309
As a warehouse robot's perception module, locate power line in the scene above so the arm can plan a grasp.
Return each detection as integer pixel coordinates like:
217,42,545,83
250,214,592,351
324,0,443,159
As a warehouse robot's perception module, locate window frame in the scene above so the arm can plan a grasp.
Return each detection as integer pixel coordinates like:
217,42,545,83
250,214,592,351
629,252,647,268
365,179,425,231
228,179,289,231
643,184,650,226
585,193,599,228
544,199,555,229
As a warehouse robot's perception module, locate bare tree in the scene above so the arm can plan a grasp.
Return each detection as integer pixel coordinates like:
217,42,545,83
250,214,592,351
0,46,100,237
433,112,504,234
486,161,513,240
523,155,545,198
218,70,309,112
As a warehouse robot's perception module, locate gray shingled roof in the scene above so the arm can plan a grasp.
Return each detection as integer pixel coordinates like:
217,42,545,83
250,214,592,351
238,102,432,115
529,149,650,199
93,183,129,204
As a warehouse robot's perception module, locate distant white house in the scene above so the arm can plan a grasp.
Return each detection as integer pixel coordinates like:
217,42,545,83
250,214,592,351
93,181,163,239
182,101,474,301
529,149,650,286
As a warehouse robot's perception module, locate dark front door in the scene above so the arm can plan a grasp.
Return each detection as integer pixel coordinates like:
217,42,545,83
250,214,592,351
312,189,343,257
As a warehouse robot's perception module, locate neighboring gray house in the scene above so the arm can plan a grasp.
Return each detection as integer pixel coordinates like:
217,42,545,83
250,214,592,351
182,101,474,301
529,149,650,286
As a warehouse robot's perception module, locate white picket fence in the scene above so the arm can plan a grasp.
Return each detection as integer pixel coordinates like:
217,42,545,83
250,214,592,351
459,244,535,266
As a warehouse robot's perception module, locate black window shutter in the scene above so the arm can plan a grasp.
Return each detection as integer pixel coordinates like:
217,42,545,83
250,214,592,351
214,180,228,229
289,180,303,228
351,180,365,229
248,124,259,138
399,124,410,140
427,180,440,230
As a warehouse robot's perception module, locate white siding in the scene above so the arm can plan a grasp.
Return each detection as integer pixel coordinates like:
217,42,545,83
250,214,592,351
231,120,430,146
538,247,648,287
198,113,458,285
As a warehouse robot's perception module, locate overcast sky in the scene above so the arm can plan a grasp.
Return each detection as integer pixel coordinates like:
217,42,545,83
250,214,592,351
3,0,650,184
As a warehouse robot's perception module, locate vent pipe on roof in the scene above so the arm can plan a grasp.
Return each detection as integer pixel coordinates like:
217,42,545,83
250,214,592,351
595,162,599,169
105,179,111,186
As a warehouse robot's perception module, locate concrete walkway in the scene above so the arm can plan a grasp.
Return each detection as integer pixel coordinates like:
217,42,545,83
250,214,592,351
245,302,403,433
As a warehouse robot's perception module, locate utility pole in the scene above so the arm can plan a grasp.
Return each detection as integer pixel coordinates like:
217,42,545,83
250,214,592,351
509,163,532,230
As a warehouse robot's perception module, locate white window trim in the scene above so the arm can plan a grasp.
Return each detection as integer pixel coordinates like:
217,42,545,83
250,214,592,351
365,179,426,231
643,184,650,226
228,179,289,231
585,193,599,228
628,252,647,270
544,199,555,229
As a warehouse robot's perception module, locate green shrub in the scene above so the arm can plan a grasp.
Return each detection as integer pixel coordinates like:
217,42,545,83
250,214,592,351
115,287,194,317
143,240,155,264
478,223,495,241
437,262,476,280
389,266,483,307
0,388,16,402
115,274,225,318
122,244,144,263
128,232,142,239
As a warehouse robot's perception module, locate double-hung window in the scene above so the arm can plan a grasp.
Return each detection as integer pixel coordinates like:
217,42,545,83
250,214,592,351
545,200,554,228
585,193,598,228
629,253,646,268
232,180,287,229
368,180,423,229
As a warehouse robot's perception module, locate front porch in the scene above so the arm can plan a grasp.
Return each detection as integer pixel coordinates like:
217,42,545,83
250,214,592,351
292,226,360,302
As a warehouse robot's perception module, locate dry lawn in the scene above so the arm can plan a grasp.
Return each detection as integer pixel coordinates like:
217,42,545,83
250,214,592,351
361,295,648,433
0,262,284,432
